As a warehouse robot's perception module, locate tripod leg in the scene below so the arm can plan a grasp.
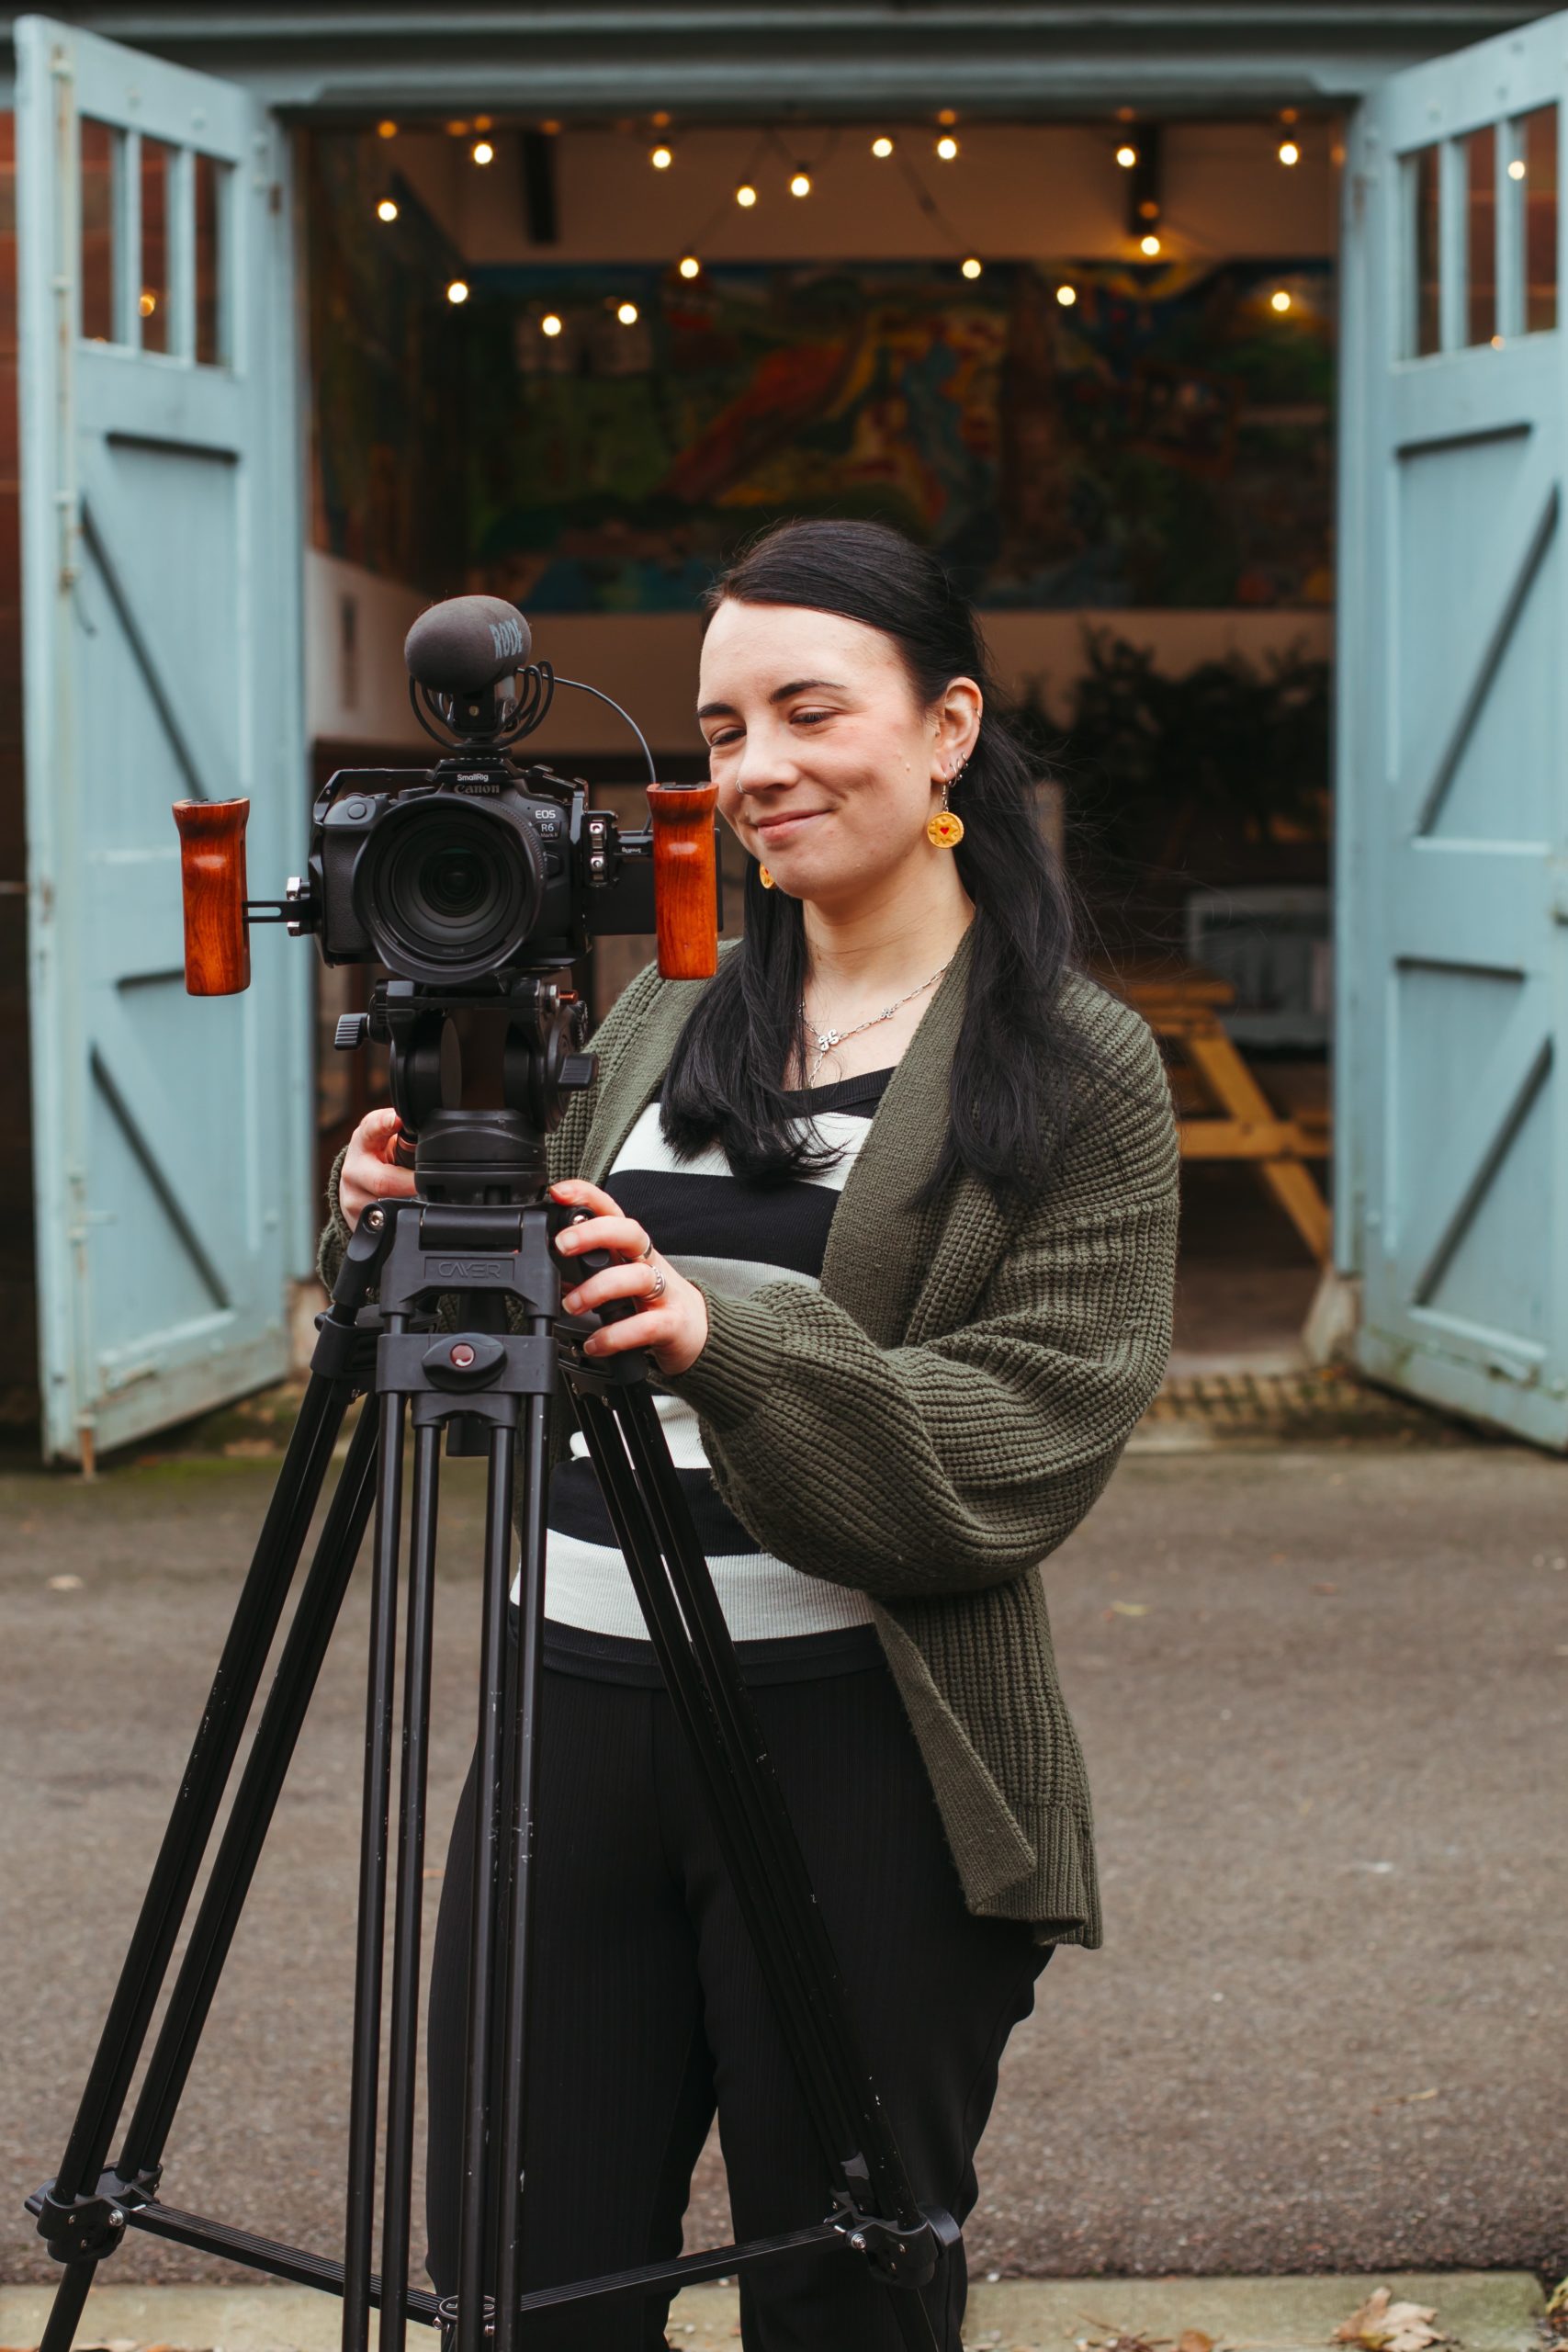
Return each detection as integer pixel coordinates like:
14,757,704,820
35,1370,355,2350
118,1404,382,2177
378,1420,442,2352
491,1386,550,2352
453,1420,518,2352
342,1385,409,2352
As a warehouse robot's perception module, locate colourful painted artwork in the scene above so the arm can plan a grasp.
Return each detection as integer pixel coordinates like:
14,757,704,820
456,256,1335,613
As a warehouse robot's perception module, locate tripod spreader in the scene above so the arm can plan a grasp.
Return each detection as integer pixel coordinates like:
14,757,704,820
28,1174,957,2352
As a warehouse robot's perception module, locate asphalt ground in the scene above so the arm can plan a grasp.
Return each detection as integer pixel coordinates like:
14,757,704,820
3,1427,1565,2291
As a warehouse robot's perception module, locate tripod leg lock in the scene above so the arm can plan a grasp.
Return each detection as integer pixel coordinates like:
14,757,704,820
28,2168,155,2264
830,2196,961,2290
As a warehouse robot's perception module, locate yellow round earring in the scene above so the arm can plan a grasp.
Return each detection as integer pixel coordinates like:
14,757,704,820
758,862,776,889
927,776,965,849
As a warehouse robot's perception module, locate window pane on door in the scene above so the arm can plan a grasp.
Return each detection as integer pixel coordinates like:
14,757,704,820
1517,104,1558,333
81,118,121,343
193,153,229,366
1410,142,1441,356
139,136,172,353
1465,124,1497,345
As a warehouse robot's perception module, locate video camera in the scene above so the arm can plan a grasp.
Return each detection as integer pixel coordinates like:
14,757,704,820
171,593,719,1001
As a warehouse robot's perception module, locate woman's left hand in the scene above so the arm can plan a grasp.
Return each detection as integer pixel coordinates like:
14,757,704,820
548,1179,709,1377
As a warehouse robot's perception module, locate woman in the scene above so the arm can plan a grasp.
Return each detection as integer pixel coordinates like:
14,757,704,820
321,518,1179,2351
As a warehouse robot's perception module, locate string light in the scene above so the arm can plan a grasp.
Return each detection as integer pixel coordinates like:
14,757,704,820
541,312,563,337
139,289,157,317
871,135,895,158
446,278,470,305
935,135,960,161
1056,282,1078,306
678,254,701,278
790,169,812,197
1509,156,1528,179
376,197,399,222
1270,288,1292,312
475,116,492,132
377,119,398,140
446,120,470,138
938,108,958,127
650,144,674,169
616,300,639,325
1116,143,1138,168
736,181,758,207
961,255,983,278
471,140,494,166
1139,232,1162,255
652,110,671,129
1278,139,1300,166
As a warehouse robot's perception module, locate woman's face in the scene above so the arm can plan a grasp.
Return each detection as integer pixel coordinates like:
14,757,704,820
697,599,979,910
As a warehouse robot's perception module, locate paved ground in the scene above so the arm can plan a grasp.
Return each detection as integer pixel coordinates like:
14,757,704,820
4,1423,1566,2296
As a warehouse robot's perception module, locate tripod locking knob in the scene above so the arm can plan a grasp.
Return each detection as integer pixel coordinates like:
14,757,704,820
335,1012,370,1051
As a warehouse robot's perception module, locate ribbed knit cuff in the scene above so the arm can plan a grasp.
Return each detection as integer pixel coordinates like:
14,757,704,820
656,1283,784,1432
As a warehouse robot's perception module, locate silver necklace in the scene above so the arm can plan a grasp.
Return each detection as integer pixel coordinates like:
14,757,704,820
800,956,954,1084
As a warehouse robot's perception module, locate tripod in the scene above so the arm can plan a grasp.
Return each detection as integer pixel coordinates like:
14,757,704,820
27,982,957,2352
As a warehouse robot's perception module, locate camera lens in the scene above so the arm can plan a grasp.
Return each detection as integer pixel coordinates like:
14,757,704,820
357,795,545,983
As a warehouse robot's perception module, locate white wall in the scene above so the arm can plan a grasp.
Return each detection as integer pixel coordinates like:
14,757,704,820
308,552,1331,756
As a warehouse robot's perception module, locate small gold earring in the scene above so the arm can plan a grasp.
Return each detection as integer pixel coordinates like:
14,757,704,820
927,779,964,849
758,862,776,889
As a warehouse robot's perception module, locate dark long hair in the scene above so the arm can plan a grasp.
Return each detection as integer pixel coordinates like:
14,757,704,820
660,518,1092,1214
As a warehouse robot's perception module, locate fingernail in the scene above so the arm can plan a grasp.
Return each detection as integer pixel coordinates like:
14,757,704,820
562,1290,581,1313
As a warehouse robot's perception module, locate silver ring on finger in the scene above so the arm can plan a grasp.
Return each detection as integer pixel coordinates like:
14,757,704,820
636,1233,655,1261
646,1268,667,1301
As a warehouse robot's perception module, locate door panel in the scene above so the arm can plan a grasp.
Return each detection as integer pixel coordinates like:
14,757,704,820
16,15,309,1462
1339,13,1568,1443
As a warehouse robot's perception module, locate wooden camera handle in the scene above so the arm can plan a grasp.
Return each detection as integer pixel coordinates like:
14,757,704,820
646,782,719,979
173,798,252,996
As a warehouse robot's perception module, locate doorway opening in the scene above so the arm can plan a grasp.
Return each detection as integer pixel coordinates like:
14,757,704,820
302,111,1339,1374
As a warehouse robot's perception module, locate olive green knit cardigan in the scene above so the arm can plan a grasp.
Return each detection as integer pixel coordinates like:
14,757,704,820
319,925,1179,1948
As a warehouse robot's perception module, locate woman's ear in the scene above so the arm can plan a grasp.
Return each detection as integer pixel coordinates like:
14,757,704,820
932,676,984,775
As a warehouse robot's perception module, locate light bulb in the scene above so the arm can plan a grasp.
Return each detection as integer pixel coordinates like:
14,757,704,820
446,278,470,305
617,300,639,325
871,135,895,158
541,312,563,337
376,197,400,222
1278,140,1300,166
935,135,960,161
139,289,157,317
938,108,958,127
736,181,758,208
377,119,398,140
678,254,701,279
790,170,812,197
471,140,494,166
1270,288,1292,313
1116,143,1138,169
961,255,982,279
1140,233,1161,255
1056,282,1077,306
1509,156,1528,180
650,144,673,170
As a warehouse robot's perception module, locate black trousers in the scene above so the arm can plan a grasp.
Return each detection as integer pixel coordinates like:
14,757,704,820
425,1636,1050,2351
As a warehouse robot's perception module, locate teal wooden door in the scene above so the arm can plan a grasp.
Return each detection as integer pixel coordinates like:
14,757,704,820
16,15,309,1464
1338,12,1568,1446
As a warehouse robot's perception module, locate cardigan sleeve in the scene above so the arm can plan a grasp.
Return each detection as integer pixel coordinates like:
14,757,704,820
659,1016,1179,1601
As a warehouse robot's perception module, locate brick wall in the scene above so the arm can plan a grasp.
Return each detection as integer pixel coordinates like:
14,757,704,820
0,113,39,1436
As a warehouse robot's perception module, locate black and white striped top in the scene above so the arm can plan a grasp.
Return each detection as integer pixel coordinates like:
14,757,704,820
539,1066,894,1659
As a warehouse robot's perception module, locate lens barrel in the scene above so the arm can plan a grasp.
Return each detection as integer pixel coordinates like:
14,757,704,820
355,793,546,984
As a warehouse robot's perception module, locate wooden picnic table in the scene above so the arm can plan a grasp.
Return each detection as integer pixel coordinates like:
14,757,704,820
1094,956,1332,1263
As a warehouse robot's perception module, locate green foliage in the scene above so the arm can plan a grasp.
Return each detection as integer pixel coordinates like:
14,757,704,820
1018,626,1331,872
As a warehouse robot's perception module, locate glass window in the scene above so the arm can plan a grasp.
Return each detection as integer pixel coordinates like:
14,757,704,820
1464,124,1497,345
1517,104,1558,333
80,118,120,343
193,153,229,366
139,136,172,353
1409,143,1442,356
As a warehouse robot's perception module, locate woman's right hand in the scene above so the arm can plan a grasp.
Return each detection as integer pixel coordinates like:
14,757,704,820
340,1107,418,1233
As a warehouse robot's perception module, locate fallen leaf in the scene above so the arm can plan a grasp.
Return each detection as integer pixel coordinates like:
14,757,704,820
1178,2334,1214,2352
1107,1601,1150,1617
1332,2287,1445,2352
1393,2086,1439,2104
48,1573,85,1591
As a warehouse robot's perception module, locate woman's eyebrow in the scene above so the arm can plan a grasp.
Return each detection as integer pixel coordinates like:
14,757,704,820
696,678,848,720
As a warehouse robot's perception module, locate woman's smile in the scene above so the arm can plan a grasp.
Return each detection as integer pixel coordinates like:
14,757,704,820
752,807,829,840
